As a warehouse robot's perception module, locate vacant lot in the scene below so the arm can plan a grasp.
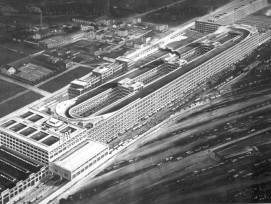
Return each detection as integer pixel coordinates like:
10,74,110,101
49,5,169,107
0,46,25,66
0,91,43,117
38,67,91,93
0,38,43,55
0,79,26,102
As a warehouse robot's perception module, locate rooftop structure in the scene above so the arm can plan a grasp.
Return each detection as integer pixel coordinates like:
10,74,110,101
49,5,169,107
68,60,134,99
118,78,144,92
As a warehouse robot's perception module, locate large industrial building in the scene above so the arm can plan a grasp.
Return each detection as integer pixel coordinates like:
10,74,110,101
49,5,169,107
0,109,88,165
0,0,268,201
55,25,259,145
0,24,260,186
195,0,268,33
49,140,108,180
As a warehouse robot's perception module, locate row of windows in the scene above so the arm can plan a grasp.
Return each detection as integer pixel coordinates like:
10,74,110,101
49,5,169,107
49,131,88,161
88,32,257,143
0,133,47,155
72,151,108,179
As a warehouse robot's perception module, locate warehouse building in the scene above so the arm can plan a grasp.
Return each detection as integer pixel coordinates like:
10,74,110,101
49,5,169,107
49,140,108,180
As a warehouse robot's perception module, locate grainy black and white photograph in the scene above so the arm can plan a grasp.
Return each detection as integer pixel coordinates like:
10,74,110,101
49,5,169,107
0,0,271,203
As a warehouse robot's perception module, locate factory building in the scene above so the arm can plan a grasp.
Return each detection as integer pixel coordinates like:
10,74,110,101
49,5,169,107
83,25,259,143
49,140,108,180
195,0,268,33
0,110,87,165
0,24,260,185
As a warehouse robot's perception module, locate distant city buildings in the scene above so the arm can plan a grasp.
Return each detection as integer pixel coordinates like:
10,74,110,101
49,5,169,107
72,18,95,25
118,28,129,37
155,24,169,32
39,31,94,48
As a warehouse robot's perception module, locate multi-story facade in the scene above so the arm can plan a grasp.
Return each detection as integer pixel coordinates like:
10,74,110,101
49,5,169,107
85,26,259,143
0,110,87,165
68,60,134,99
195,0,268,33
57,25,259,144
68,77,101,99
49,140,108,180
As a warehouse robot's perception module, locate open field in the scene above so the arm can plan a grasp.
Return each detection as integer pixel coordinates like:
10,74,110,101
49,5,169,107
0,46,25,66
0,91,43,118
0,38,44,55
0,79,25,102
38,67,91,93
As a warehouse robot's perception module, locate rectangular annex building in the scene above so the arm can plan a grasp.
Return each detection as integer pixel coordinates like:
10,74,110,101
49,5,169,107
0,108,86,165
49,140,109,180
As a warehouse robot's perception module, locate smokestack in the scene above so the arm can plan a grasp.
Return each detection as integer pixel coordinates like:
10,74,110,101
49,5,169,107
40,12,42,27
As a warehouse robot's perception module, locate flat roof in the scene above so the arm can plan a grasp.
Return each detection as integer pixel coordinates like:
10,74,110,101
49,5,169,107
116,56,132,63
93,67,109,74
53,140,107,172
0,108,85,151
71,79,88,87
67,60,164,116
101,27,249,114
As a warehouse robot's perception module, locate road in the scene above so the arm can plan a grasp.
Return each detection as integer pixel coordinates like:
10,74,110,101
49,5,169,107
35,62,91,88
0,89,29,106
0,74,50,97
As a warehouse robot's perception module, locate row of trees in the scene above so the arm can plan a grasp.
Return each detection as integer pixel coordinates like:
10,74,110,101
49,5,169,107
146,6,208,21
40,3,105,16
